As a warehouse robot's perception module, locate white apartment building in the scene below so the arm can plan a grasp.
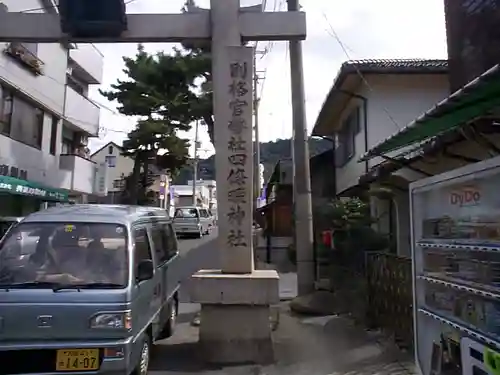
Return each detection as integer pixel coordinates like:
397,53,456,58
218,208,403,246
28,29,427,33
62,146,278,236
0,0,104,216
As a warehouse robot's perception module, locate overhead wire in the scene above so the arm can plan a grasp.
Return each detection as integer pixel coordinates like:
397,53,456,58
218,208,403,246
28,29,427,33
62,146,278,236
320,10,402,131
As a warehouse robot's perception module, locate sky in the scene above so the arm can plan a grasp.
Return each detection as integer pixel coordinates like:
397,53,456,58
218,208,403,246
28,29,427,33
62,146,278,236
89,0,448,158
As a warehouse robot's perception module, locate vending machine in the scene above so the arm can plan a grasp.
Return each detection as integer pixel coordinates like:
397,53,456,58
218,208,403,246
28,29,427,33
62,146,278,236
411,156,500,375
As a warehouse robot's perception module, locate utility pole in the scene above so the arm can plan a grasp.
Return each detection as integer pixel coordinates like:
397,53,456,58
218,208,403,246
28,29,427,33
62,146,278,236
253,49,266,208
287,0,315,295
192,119,199,206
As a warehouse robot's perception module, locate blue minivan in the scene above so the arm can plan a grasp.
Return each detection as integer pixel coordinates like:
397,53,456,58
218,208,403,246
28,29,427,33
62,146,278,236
0,204,181,375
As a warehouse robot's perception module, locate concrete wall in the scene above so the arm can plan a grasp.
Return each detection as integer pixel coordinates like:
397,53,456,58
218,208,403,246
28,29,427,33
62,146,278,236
0,116,67,188
334,74,449,194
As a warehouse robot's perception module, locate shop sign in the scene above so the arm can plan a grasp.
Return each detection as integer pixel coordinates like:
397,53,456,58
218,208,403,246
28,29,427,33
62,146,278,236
0,176,68,201
450,186,481,207
0,181,41,197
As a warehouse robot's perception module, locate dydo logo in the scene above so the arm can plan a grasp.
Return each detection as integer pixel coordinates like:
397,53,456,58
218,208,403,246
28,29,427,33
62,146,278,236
449,186,481,207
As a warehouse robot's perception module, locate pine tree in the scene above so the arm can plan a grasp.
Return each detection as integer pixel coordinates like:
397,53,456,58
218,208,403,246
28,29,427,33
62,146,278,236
100,44,199,204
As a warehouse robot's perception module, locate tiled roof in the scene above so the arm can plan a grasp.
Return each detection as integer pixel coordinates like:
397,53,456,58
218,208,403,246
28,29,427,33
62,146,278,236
340,59,448,72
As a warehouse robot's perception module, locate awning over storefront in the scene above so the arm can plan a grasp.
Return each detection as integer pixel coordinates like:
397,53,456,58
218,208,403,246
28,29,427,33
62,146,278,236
360,64,500,161
0,175,69,202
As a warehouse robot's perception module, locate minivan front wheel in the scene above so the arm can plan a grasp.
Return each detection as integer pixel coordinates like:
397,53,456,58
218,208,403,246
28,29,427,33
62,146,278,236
133,335,150,375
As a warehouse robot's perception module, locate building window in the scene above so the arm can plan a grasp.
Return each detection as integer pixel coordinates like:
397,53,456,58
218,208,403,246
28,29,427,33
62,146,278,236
49,115,58,155
335,108,359,167
112,179,125,190
8,95,44,149
105,155,117,168
67,75,85,95
108,145,114,155
0,87,13,136
61,139,73,154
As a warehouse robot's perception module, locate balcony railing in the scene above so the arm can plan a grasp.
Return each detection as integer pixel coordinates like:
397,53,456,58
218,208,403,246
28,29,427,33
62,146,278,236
64,86,100,136
4,43,44,76
68,44,103,84
59,154,96,194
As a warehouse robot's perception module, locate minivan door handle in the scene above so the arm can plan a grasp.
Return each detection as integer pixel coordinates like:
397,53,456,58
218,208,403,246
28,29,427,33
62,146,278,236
153,283,161,297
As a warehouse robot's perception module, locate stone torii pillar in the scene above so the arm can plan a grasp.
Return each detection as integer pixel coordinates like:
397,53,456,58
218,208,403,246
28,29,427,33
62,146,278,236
0,0,306,364
189,0,303,364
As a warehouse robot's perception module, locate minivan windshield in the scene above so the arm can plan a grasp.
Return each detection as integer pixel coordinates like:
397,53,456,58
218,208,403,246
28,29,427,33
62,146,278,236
174,208,199,219
0,222,128,289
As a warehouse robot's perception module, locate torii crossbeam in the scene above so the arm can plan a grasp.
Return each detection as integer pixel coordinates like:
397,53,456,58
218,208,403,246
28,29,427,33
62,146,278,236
0,9,306,43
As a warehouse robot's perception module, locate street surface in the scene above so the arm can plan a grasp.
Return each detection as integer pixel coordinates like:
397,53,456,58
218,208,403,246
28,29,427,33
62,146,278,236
147,230,416,375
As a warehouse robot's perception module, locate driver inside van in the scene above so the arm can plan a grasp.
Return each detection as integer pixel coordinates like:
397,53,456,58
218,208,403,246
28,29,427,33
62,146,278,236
36,225,125,285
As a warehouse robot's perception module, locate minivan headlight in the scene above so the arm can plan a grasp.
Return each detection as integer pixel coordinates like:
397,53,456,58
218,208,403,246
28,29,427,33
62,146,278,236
90,311,132,330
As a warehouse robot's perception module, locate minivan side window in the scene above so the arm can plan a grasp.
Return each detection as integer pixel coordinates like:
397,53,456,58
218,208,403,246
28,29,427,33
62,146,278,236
133,227,152,270
164,223,178,258
200,209,208,218
150,222,177,264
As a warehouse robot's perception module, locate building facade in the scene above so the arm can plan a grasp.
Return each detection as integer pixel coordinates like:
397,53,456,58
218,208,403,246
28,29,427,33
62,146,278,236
312,59,450,195
312,59,450,256
0,0,104,215
187,179,216,209
90,142,133,203
444,0,500,91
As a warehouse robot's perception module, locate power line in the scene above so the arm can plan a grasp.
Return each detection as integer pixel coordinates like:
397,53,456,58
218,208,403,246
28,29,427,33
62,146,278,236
320,10,401,131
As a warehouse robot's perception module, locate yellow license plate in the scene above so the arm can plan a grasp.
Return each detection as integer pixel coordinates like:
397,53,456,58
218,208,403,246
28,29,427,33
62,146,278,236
56,349,99,371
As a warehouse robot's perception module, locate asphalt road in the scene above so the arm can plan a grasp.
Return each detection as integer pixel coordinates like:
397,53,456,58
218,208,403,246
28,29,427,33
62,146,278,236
175,228,220,303
146,229,220,374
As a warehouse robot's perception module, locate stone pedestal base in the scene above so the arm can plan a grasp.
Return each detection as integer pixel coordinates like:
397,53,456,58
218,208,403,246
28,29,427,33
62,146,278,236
190,269,279,365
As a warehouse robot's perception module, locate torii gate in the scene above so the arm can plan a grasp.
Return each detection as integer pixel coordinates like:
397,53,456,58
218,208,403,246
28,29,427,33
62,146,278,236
0,0,306,363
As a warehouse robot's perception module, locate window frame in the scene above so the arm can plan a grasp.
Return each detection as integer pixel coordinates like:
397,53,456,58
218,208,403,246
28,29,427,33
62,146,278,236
132,226,153,279
49,115,58,155
3,93,45,149
0,86,13,137
105,155,117,168
335,107,359,167
149,220,178,266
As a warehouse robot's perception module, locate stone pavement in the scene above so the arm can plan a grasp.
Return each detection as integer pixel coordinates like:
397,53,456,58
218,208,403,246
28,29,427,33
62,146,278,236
150,271,417,375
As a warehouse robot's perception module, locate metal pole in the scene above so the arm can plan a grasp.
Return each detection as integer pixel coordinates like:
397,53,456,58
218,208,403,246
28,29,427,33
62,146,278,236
253,52,261,208
287,0,315,295
193,119,199,206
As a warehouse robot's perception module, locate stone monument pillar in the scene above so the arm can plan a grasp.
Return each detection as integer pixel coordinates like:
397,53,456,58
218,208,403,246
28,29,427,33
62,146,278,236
189,0,279,365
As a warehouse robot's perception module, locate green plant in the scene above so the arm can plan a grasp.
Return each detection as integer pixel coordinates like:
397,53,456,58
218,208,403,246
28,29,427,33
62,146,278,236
314,197,389,255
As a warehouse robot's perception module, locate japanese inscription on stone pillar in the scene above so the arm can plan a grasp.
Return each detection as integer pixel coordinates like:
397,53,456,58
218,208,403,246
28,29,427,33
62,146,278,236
225,47,253,254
